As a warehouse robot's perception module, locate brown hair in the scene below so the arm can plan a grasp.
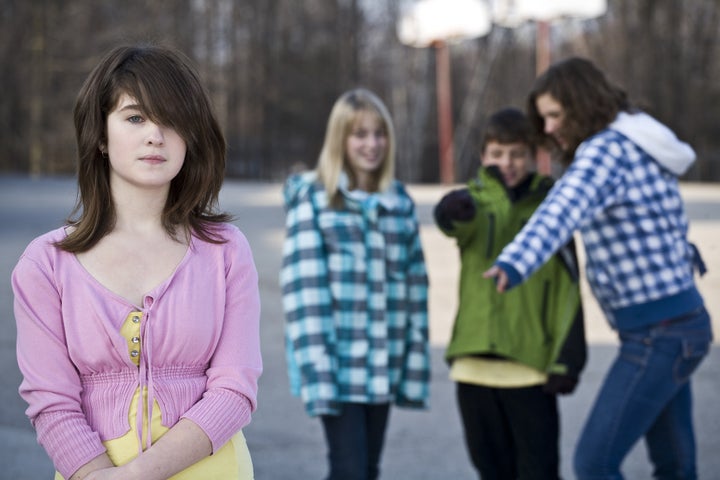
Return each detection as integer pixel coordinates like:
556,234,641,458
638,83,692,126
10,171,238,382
527,57,630,165
58,44,230,252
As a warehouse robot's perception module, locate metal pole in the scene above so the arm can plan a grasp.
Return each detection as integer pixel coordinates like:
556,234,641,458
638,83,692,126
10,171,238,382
535,20,552,175
536,20,551,75
435,40,455,184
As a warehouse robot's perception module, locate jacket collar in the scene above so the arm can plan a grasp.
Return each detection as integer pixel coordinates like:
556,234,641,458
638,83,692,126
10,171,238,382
338,172,402,211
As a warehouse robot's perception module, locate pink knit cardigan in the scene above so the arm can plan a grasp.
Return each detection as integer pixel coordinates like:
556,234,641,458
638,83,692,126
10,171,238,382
12,223,262,479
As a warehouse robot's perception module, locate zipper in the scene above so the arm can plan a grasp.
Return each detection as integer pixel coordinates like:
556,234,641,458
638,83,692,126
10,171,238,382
485,213,495,259
541,280,552,345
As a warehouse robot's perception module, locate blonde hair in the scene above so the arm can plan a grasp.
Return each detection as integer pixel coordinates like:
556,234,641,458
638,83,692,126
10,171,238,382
316,88,396,207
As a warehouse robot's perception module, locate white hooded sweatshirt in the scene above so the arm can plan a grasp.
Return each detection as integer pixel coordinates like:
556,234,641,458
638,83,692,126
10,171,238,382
610,111,696,176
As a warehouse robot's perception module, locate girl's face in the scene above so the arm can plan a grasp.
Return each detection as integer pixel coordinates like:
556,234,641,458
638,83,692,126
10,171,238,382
536,92,569,151
104,93,187,191
344,111,388,180
481,140,533,188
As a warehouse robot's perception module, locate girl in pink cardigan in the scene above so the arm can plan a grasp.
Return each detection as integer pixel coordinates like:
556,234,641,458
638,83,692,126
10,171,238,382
12,45,262,480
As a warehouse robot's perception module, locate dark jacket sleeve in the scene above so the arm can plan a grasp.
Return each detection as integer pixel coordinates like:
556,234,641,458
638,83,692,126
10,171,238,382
554,238,587,380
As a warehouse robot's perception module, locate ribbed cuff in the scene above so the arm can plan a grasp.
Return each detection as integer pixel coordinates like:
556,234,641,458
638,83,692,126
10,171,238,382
34,410,106,479
496,261,523,290
182,390,252,452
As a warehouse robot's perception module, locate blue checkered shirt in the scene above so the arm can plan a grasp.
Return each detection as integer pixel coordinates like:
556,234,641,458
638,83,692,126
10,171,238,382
280,173,430,416
497,129,704,329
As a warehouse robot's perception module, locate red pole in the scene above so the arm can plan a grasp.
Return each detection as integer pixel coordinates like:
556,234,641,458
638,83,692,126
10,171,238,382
435,40,455,184
536,20,551,76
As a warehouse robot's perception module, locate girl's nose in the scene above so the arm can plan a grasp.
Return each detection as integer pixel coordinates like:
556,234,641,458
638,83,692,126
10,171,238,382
146,122,165,145
367,134,381,148
544,119,557,135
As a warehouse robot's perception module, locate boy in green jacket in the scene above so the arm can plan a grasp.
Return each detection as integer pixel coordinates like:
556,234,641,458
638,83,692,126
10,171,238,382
434,107,586,480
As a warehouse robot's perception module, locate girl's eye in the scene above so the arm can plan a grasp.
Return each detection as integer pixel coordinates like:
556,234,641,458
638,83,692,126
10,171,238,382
352,130,386,139
128,115,143,124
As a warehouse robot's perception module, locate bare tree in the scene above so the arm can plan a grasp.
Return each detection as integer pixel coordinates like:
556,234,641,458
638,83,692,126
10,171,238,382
2,0,719,181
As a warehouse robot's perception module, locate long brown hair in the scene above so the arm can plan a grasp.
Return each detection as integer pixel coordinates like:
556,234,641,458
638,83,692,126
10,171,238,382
527,57,630,165
58,44,230,252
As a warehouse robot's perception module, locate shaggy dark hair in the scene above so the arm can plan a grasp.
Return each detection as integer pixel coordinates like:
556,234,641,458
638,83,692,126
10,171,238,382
527,57,630,165
58,44,230,252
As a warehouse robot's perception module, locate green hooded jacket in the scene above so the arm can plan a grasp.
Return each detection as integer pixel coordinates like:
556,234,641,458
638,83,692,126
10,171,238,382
435,167,586,378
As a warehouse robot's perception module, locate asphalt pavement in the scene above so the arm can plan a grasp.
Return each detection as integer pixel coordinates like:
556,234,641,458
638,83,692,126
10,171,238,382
1,176,718,479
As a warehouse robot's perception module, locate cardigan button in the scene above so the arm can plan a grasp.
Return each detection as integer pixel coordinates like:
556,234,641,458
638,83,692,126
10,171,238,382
130,350,139,357
132,315,140,323
131,336,140,344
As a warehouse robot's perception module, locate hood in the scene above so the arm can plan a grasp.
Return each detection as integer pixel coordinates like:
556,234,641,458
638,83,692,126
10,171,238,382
282,170,410,213
338,173,406,212
609,111,695,176
282,171,317,210
479,166,553,202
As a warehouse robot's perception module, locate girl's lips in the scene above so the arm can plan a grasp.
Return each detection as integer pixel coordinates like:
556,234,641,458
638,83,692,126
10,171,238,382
140,155,166,164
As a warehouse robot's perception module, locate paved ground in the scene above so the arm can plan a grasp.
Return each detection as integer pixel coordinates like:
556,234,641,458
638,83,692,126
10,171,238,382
1,176,718,479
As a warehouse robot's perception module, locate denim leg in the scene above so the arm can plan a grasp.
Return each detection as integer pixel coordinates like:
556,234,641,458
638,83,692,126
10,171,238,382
645,384,696,480
574,307,712,480
364,404,390,480
320,403,390,480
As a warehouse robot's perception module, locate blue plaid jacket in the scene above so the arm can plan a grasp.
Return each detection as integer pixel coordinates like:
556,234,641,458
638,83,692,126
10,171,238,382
496,124,705,330
280,172,430,416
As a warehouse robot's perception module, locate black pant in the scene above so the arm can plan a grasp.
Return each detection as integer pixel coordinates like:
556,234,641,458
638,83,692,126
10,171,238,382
456,382,560,480
320,402,391,480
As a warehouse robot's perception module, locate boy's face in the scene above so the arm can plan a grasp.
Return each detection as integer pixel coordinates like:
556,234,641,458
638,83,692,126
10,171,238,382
481,140,533,188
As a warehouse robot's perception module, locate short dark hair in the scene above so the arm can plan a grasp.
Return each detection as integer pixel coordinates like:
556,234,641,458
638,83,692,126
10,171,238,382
481,107,536,154
59,44,230,252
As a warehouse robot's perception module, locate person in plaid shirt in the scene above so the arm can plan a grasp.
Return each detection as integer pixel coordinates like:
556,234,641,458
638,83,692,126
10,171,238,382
485,58,712,480
280,88,430,480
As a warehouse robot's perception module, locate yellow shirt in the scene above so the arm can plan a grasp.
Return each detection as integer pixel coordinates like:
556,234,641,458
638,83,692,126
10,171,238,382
56,312,253,479
450,356,547,388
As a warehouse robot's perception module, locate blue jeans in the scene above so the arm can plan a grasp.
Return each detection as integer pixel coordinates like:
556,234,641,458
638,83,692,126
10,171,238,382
320,402,390,480
574,306,712,480
456,382,560,480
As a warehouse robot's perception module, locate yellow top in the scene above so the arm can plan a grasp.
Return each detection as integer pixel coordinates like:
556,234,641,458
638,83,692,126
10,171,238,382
55,311,253,479
450,356,547,388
